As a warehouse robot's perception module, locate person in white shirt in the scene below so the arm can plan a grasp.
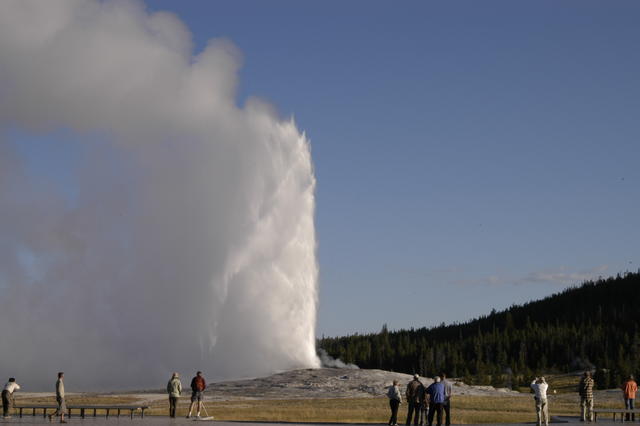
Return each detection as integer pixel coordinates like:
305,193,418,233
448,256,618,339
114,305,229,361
387,379,402,426
2,378,20,418
531,377,549,426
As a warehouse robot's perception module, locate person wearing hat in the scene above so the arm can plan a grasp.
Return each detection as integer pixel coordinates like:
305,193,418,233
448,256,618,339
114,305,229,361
405,374,424,426
167,372,182,418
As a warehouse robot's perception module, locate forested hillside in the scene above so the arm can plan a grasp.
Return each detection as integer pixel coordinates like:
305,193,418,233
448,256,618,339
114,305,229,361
318,272,640,388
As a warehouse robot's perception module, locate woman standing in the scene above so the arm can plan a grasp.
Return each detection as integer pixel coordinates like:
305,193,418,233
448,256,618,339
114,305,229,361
167,373,182,418
387,380,402,426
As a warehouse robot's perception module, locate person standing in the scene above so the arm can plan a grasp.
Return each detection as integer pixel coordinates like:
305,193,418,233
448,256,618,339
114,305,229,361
49,372,67,423
622,375,638,421
440,373,452,426
426,376,446,426
531,377,549,426
387,379,402,426
578,371,594,422
2,378,20,418
419,382,429,426
167,372,182,418
187,371,206,419
405,374,423,426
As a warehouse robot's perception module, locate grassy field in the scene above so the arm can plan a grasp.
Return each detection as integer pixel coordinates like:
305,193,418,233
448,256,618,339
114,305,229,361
141,393,617,423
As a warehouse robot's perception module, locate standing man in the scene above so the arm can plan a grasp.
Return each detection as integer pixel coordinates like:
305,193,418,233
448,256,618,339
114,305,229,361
531,377,549,426
440,373,452,426
405,374,423,426
622,375,638,421
167,372,182,418
426,376,446,426
387,379,402,426
2,378,20,418
187,371,206,419
578,371,594,422
49,372,67,423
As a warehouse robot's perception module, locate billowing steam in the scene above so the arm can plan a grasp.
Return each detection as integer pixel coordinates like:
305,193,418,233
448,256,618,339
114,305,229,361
0,0,320,390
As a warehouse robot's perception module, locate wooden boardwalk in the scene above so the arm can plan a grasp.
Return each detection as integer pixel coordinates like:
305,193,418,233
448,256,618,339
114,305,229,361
14,404,150,419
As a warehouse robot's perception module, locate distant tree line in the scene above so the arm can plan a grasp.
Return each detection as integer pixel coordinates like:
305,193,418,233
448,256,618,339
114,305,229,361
318,271,640,389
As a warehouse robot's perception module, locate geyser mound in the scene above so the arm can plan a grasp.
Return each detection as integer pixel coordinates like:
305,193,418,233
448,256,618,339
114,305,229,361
0,0,319,390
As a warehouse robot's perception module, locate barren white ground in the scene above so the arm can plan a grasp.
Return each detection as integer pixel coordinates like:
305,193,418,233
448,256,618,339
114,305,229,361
16,368,522,406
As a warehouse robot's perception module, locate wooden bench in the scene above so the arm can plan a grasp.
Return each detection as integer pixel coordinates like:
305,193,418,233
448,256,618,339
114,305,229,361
15,404,150,419
593,408,640,422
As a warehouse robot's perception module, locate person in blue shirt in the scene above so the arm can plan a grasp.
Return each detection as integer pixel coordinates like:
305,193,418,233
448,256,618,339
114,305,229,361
426,376,446,426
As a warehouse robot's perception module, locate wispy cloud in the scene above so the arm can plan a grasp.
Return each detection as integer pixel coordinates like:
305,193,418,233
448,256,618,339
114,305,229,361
447,265,609,288
514,265,609,286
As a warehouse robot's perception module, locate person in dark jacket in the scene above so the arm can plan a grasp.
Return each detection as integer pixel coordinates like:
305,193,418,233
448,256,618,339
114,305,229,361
187,371,206,418
405,374,423,425
426,376,446,426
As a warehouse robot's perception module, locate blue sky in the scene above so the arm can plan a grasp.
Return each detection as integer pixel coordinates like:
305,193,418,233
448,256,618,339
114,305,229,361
14,0,640,337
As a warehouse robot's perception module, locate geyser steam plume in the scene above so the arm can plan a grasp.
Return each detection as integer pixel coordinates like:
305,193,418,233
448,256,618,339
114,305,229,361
0,0,320,390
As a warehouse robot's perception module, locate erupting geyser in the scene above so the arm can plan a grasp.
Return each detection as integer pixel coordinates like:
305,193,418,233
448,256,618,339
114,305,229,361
0,0,320,390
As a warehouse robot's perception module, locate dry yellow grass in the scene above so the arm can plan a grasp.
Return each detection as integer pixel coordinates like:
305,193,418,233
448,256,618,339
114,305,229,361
142,394,588,423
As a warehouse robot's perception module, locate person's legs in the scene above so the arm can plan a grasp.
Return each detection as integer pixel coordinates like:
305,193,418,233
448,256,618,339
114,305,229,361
406,402,415,426
443,400,450,425
2,390,9,417
535,400,542,426
542,400,549,426
188,392,197,417
413,403,421,425
390,399,399,425
198,393,204,416
169,396,177,417
587,398,593,422
59,398,67,423
419,405,428,425
435,404,443,426
427,403,435,426
629,399,635,421
580,397,587,421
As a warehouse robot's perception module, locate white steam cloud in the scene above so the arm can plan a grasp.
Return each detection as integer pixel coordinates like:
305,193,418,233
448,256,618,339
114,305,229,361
0,0,320,390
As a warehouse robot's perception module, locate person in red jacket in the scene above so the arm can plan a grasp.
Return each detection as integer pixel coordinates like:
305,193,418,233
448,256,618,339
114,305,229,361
622,375,638,421
187,371,207,418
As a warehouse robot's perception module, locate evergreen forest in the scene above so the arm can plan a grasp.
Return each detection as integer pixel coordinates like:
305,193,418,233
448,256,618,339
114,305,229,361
318,271,640,389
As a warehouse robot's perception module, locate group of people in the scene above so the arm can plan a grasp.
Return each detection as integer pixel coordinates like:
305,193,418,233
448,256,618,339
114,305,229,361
2,370,209,422
577,372,639,423
534,372,638,426
388,371,638,426
386,373,452,426
2,372,66,422
166,370,207,418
